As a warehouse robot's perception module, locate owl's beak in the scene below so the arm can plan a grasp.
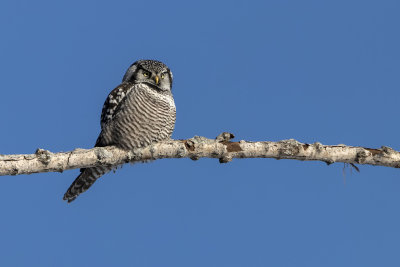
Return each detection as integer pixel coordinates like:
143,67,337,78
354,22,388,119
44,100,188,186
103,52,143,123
154,76,160,85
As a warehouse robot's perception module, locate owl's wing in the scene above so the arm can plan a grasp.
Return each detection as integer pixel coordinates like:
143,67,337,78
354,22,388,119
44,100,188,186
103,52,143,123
95,82,135,148
100,82,134,129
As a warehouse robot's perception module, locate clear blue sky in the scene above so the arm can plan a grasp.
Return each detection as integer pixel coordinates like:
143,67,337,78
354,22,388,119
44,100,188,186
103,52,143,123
0,0,399,266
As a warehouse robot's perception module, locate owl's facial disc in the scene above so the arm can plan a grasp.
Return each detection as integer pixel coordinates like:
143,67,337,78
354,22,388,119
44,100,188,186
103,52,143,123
123,60,173,92
140,67,170,91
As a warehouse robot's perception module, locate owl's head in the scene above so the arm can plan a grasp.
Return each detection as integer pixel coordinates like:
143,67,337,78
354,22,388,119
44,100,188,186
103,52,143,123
122,59,173,92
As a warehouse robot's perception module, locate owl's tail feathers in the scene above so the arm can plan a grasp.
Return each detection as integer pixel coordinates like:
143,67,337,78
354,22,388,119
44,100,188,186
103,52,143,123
63,166,111,203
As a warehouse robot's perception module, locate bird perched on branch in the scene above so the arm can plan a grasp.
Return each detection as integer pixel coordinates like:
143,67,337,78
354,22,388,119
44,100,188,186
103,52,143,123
63,60,176,203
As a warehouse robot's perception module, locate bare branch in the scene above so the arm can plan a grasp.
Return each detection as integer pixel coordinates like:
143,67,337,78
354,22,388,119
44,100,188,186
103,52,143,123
1,132,399,176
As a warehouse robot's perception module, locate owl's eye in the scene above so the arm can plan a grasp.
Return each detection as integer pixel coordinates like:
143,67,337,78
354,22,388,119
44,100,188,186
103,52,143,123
143,71,150,77
161,73,166,79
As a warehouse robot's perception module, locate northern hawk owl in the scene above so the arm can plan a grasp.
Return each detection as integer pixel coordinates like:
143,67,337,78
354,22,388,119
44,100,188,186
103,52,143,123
63,60,176,202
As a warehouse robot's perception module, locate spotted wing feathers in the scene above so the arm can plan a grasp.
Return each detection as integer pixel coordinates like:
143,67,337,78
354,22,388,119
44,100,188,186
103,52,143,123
100,82,133,129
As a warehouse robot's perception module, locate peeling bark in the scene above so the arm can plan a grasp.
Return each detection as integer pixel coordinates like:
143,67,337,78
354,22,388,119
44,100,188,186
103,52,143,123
1,132,399,176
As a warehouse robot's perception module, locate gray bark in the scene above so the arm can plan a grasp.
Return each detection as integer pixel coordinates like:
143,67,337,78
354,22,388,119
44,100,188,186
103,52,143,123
1,133,399,176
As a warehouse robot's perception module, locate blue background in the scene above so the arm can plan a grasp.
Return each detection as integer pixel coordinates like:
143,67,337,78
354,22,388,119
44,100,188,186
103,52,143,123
1,0,399,266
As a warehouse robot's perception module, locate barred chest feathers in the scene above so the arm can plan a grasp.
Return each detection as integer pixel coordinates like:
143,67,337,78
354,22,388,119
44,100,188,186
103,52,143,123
103,83,176,150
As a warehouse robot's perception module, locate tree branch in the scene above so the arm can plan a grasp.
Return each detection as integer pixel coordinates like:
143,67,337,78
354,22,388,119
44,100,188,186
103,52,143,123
1,132,399,176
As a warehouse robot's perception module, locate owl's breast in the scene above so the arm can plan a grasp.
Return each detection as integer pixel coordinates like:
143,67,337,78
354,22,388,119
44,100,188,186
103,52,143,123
109,84,176,150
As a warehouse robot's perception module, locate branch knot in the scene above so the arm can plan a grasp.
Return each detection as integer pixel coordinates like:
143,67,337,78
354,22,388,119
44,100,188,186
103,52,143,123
216,132,235,142
35,148,51,165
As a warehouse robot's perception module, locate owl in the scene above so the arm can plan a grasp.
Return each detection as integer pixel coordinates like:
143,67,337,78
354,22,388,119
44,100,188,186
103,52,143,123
63,60,176,203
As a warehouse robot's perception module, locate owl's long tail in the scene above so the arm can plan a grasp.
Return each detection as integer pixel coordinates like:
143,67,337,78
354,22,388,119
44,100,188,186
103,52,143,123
63,166,112,203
